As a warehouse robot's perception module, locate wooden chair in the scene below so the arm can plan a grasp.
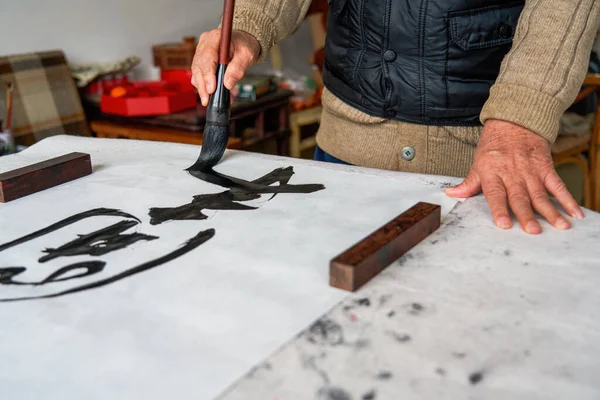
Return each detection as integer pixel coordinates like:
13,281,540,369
552,74,600,211
0,50,90,147
588,75,600,211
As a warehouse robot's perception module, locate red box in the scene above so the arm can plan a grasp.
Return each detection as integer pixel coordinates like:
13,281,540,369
100,81,198,117
161,69,195,92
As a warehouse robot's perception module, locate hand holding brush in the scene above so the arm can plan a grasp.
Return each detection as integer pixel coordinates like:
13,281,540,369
187,0,245,172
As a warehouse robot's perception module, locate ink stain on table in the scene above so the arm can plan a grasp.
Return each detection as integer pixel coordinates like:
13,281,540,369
353,338,371,350
379,294,392,306
452,352,467,359
421,179,454,189
436,367,446,376
316,386,352,400
445,214,465,229
246,361,274,378
362,389,376,400
503,249,511,256
397,253,415,266
376,371,393,381
387,331,411,343
302,354,331,384
469,370,484,385
409,302,425,315
355,298,371,307
387,310,396,318
306,318,344,346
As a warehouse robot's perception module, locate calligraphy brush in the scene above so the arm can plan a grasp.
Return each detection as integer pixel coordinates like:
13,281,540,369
187,0,235,172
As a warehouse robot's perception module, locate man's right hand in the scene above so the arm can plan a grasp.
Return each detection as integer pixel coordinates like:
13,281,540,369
191,29,261,106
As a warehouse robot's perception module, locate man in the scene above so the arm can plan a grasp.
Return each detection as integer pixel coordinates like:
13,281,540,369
191,0,600,234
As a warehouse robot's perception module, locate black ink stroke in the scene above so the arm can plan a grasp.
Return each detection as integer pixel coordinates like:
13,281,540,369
0,229,215,302
187,166,325,195
39,220,158,263
149,191,258,225
0,262,106,286
40,262,106,284
0,267,27,285
1,167,324,301
0,208,140,253
149,166,325,225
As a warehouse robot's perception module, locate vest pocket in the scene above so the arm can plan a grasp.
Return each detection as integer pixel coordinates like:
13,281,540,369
445,2,524,110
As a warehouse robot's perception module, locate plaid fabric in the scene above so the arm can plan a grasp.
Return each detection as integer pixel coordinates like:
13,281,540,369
0,50,90,146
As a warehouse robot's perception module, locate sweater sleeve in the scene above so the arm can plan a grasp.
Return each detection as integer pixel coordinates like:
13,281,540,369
480,0,600,143
229,0,313,62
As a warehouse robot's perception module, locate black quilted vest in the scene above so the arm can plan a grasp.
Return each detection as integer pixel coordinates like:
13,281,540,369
323,0,525,125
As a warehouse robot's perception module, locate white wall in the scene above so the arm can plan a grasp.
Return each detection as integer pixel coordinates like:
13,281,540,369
0,0,314,80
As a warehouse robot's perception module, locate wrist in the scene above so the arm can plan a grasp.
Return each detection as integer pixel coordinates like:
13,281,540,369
235,30,261,61
479,119,552,152
480,83,563,144
230,6,277,63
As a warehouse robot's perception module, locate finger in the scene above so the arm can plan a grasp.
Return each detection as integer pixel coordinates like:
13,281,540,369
191,73,207,106
195,51,218,105
223,45,256,89
445,171,482,198
191,33,219,106
506,181,541,234
480,175,512,229
527,180,571,230
544,170,584,219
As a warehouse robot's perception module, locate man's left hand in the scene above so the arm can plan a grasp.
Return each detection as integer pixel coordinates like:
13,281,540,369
445,119,584,234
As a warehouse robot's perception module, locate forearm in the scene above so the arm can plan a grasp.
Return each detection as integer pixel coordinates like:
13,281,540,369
230,0,313,62
480,0,600,143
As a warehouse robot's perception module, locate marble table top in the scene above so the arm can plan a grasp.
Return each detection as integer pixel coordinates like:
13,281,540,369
1,136,598,400
219,196,600,400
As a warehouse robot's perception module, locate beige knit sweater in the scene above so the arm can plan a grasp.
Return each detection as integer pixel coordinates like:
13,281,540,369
231,0,600,177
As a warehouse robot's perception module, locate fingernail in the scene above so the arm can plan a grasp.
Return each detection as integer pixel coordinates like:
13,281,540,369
201,96,207,105
556,217,570,230
445,187,464,197
224,77,234,89
497,217,512,229
573,209,584,219
206,82,213,92
525,221,541,234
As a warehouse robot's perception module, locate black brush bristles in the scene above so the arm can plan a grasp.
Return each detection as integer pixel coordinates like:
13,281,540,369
187,64,230,172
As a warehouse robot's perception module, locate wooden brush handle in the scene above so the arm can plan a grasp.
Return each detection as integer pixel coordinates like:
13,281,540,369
219,0,236,65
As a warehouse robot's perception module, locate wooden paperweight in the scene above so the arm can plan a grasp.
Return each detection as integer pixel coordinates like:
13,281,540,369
0,152,92,203
329,202,441,292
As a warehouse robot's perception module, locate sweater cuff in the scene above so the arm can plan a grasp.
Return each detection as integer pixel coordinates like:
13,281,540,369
480,83,564,144
231,6,277,63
